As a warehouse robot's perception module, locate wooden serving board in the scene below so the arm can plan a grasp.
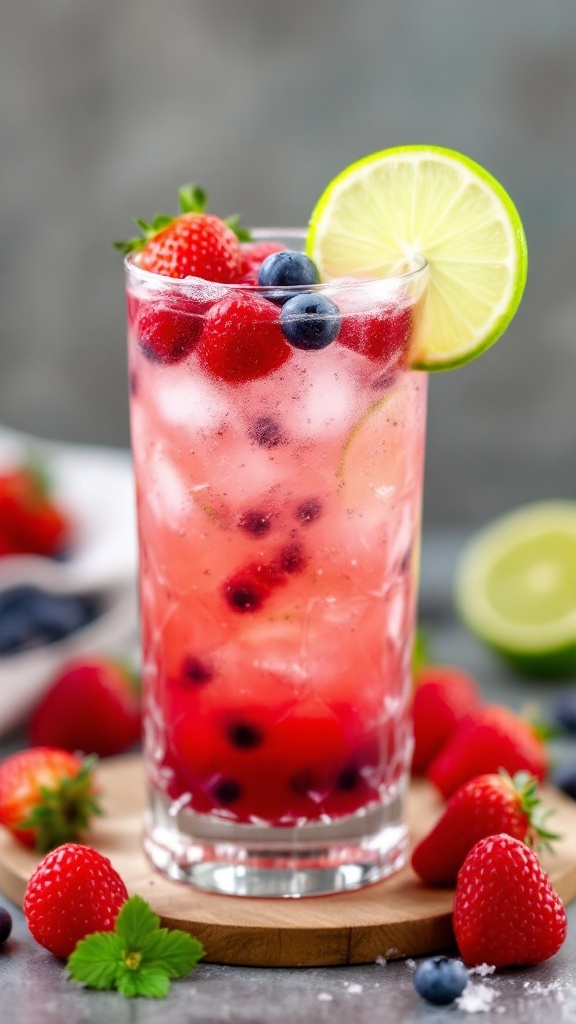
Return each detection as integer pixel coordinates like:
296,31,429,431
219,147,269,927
2,754,576,967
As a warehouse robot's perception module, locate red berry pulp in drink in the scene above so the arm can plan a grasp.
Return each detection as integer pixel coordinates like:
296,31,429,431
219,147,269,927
128,266,427,827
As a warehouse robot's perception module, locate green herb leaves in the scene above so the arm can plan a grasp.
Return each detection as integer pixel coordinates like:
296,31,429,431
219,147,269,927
67,895,205,999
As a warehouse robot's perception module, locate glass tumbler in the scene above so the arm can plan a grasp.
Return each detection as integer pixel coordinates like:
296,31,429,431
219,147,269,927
126,233,428,897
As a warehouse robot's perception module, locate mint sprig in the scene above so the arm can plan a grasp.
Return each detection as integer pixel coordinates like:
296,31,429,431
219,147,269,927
67,895,204,999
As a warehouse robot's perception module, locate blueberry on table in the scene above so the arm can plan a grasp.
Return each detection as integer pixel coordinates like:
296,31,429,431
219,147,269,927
413,956,468,1006
0,906,12,945
281,294,341,350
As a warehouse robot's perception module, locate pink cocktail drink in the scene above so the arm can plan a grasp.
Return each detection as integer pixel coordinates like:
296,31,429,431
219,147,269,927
126,236,428,896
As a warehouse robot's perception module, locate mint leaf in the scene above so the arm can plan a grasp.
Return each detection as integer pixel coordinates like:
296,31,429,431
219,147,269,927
117,967,170,999
140,927,205,977
115,894,160,948
68,932,125,990
67,895,205,998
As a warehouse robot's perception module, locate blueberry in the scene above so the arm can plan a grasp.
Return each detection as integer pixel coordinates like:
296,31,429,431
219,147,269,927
552,694,576,734
225,582,265,613
181,655,213,686
238,510,272,537
337,766,359,792
276,542,307,574
295,498,322,525
30,592,96,643
281,294,341,350
227,722,264,749
413,956,468,1006
248,416,285,449
212,779,242,805
0,586,99,655
258,251,319,305
552,760,576,800
0,906,12,945
290,770,314,796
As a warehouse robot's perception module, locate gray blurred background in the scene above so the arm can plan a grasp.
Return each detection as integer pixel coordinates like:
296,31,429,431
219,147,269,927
1,0,575,528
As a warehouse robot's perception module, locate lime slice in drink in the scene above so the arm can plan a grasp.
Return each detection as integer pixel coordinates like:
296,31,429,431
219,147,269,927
337,391,402,503
455,502,576,677
307,145,528,370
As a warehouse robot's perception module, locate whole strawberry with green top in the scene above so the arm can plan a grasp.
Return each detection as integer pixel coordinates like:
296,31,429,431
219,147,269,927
115,184,243,282
0,748,100,852
427,704,548,798
453,834,567,967
0,460,70,559
412,770,558,886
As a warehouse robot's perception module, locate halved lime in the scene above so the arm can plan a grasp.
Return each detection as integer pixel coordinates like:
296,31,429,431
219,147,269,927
455,502,576,677
307,145,528,370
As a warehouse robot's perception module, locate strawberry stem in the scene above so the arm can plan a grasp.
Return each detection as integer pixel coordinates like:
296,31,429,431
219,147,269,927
18,755,102,854
179,184,207,214
500,769,562,852
114,184,252,254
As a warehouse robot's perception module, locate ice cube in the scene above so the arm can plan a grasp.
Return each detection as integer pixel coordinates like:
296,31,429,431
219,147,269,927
147,443,192,526
154,369,232,434
291,356,361,439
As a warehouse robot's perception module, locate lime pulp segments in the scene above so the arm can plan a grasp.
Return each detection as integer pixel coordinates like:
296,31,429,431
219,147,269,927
306,145,528,370
455,502,576,677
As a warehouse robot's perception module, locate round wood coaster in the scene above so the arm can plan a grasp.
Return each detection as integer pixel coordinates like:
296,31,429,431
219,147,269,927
2,754,576,967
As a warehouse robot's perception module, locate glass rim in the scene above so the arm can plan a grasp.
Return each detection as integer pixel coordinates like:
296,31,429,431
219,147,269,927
124,228,428,296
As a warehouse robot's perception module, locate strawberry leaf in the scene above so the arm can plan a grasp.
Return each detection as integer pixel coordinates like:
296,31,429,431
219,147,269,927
116,968,170,999
68,931,125,990
115,894,160,947
18,755,102,853
113,236,146,255
500,769,562,851
179,184,207,214
140,927,205,978
67,895,205,999
224,215,252,242
151,214,173,232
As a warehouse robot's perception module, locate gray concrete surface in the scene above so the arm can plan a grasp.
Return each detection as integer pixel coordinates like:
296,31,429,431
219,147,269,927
1,1,576,527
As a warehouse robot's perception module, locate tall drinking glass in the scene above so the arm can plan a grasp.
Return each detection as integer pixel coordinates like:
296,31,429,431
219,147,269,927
126,232,428,897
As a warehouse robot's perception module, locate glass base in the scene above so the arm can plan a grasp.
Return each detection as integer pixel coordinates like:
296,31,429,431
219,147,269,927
144,781,409,898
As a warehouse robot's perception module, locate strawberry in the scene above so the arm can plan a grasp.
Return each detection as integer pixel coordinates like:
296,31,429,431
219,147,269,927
115,184,241,283
453,834,567,967
223,560,287,613
427,705,548,798
335,284,413,365
24,843,128,959
411,771,558,886
134,304,204,364
0,463,70,559
28,657,141,758
0,748,100,852
411,665,482,775
239,240,285,280
196,291,291,383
